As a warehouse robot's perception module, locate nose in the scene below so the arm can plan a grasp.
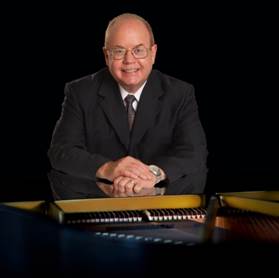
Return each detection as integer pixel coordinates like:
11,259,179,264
123,49,136,63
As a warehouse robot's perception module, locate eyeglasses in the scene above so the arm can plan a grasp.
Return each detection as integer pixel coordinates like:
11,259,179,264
107,45,150,60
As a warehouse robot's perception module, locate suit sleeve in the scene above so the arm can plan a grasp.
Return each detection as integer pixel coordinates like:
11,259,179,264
153,85,208,185
48,83,110,180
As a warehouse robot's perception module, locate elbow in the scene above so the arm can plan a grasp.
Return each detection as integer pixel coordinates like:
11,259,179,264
48,145,65,170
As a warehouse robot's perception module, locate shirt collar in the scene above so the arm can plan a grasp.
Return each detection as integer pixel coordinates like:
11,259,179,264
119,81,147,102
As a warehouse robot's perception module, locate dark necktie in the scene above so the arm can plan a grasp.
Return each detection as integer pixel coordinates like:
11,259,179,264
124,95,136,131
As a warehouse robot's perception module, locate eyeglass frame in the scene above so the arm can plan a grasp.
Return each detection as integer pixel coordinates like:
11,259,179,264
105,44,153,60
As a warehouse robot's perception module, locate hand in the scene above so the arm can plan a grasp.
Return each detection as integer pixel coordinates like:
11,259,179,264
96,156,154,182
97,180,158,198
113,175,157,195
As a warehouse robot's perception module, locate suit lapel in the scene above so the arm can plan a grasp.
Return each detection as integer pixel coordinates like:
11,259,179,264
97,70,164,151
130,72,163,147
98,72,130,150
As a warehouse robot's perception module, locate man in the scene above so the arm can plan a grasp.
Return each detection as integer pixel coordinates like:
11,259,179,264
48,13,208,199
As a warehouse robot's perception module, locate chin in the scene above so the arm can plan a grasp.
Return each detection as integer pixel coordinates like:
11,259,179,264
122,80,140,89
123,85,138,92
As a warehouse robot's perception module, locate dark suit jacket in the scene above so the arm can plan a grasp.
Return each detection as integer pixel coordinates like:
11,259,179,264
48,68,208,199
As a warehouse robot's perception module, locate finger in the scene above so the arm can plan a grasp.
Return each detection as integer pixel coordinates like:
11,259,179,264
113,176,123,185
113,176,126,192
120,157,153,180
125,180,136,194
130,163,154,180
112,185,124,196
133,183,143,193
120,169,139,180
119,177,138,193
121,168,152,181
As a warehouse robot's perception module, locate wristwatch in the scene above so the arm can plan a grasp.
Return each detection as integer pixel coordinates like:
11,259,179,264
149,165,163,184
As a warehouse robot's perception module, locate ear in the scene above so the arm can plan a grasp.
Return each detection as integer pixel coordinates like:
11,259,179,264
103,47,110,66
150,44,157,64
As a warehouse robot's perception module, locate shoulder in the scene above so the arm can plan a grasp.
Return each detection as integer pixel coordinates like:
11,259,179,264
66,68,108,91
63,68,112,106
150,69,195,98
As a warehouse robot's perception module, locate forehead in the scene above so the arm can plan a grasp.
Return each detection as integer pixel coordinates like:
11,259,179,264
107,19,151,47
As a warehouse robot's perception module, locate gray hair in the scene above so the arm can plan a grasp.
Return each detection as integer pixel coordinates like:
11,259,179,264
104,13,155,48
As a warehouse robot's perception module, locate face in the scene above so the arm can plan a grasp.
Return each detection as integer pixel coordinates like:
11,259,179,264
104,18,157,93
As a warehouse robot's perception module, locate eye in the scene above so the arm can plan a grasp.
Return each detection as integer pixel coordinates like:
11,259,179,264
113,48,125,55
133,47,144,54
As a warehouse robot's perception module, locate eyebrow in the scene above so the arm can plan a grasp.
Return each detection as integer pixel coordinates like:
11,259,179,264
112,44,144,49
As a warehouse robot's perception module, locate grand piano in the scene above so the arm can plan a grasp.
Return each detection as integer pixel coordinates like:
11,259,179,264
1,191,278,276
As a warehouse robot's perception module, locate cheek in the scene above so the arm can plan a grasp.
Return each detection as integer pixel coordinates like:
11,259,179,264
108,61,119,73
110,60,121,69
112,65,122,76
142,60,154,73
109,63,124,80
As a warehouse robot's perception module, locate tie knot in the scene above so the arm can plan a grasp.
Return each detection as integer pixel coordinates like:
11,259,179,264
125,94,136,106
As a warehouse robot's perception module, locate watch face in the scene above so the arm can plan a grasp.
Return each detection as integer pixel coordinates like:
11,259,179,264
149,165,161,177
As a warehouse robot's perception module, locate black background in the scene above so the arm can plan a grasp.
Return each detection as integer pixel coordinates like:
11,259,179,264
1,2,278,201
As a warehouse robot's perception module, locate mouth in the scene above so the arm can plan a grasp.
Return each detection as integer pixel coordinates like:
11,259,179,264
121,68,140,73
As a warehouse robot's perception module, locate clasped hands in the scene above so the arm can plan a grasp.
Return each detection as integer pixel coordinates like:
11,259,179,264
96,156,158,197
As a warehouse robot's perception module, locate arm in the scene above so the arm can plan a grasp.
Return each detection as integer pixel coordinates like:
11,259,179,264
152,85,207,187
48,83,110,181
